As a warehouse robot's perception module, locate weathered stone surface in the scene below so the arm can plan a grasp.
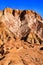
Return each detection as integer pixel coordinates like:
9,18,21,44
0,8,43,65
0,11,3,17
1,8,43,41
4,8,13,14
0,39,43,65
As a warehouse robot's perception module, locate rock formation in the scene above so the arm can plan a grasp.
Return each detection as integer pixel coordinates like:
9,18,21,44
0,8,43,65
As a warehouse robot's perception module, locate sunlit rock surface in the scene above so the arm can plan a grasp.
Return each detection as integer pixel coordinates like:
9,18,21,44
0,8,43,65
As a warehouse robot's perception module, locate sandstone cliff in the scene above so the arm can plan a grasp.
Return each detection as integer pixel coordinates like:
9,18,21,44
0,8,43,65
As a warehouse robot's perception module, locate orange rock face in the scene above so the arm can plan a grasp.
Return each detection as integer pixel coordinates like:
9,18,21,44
0,8,43,65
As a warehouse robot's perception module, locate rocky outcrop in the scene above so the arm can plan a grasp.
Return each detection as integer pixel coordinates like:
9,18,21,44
0,8,43,40
0,8,43,65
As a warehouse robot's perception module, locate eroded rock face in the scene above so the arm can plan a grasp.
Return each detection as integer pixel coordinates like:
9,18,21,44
0,38,43,65
0,8,43,41
0,8,43,65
